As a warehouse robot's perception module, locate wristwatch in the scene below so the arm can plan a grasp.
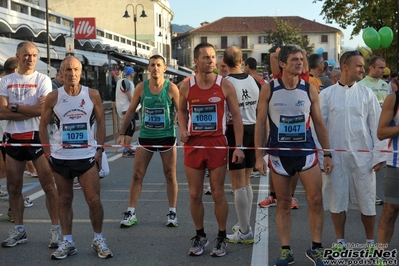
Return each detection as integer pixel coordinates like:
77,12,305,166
11,104,18,112
96,147,105,152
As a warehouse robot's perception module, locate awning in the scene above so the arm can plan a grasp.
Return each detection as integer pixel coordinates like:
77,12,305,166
74,50,115,66
109,52,191,78
178,65,194,75
36,44,64,61
0,37,57,77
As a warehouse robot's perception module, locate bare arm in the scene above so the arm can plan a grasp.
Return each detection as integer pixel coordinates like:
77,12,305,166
378,93,398,140
302,49,309,73
178,80,190,143
254,84,270,175
39,91,58,155
270,49,280,77
223,79,245,164
89,88,105,169
169,82,180,117
0,96,30,120
309,84,333,174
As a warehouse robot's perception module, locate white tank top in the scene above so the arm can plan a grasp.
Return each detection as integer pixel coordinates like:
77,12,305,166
51,86,96,159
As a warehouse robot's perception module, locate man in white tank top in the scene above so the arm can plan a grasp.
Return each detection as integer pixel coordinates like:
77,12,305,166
39,56,113,260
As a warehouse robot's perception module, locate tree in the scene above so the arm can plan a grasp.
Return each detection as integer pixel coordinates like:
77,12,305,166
314,0,398,69
266,17,314,54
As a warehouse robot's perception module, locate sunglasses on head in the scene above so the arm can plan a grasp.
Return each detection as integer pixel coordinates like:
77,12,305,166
342,50,362,64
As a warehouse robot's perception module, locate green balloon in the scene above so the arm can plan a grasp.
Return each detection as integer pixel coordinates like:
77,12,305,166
362,27,380,50
379,26,394,48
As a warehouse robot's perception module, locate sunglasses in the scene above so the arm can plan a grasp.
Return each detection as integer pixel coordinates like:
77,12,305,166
342,50,362,64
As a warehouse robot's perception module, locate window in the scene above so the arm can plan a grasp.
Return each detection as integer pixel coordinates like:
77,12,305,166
322,52,328,60
258,36,267,44
221,36,227,49
321,35,328,43
159,14,162,27
201,36,207,43
242,53,248,61
241,36,248,49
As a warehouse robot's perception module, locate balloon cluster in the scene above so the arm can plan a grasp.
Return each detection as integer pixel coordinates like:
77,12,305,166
362,27,394,50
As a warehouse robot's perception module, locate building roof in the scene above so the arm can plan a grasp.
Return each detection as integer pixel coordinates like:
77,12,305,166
190,16,342,35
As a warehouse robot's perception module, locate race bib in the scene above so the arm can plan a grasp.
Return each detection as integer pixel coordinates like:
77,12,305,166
144,107,165,129
62,123,88,148
191,104,217,131
278,114,306,142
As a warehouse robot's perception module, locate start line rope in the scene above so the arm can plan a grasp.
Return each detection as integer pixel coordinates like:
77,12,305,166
0,143,394,154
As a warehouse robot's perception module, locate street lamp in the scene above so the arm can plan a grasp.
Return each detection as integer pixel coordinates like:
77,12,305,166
123,4,147,56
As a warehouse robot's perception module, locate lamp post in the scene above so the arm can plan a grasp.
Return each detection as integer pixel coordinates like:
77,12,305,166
123,4,147,56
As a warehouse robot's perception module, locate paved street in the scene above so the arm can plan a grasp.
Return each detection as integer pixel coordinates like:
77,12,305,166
0,113,397,265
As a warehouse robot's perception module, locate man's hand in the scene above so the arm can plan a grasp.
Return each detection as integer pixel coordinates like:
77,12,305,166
323,157,334,174
373,162,384,172
180,130,191,144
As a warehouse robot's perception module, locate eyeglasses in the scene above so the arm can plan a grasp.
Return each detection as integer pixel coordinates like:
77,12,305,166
341,50,362,64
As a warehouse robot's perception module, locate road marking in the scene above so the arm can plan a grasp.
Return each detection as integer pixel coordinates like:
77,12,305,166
108,153,122,161
251,157,269,266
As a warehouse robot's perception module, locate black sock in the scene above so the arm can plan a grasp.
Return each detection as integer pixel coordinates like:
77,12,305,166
196,228,206,238
312,242,322,250
291,194,294,197
218,230,226,239
282,245,291,250
270,192,277,199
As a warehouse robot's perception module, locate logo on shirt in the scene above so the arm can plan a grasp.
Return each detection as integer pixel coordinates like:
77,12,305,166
79,99,85,108
208,97,221,103
274,103,287,107
62,98,68,103
295,100,305,107
242,89,251,101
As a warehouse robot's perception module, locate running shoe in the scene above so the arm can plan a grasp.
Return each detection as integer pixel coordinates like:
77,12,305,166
91,238,113,258
6,208,14,223
24,170,38,177
51,240,77,260
122,149,135,158
375,195,383,205
205,185,212,195
250,169,260,178
120,211,137,228
0,188,8,197
258,195,277,208
375,258,387,266
188,235,209,256
1,228,28,247
231,222,240,233
72,182,82,190
226,229,254,244
166,211,178,227
306,247,329,266
24,197,33,208
210,237,228,257
49,227,62,248
275,248,294,266
291,197,299,209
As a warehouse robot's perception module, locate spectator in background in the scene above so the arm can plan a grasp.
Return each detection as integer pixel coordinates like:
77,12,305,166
216,55,229,77
51,69,64,90
388,71,398,93
308,53,325,93
115,66,138,158
319,61,332,88
329,69,341,85
244,57,265,85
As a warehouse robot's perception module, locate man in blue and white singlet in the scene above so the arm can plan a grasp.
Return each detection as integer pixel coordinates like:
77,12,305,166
254,44,333,266
39,56,113,260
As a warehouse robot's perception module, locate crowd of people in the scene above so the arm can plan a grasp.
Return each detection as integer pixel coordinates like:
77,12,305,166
0,40,398,266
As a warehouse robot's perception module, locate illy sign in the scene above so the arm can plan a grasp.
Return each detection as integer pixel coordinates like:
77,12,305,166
74,17,96,39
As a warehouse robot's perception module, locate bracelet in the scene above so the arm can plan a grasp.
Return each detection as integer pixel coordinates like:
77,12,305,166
119,133,125,136
236,145,244,150
323,153,332,158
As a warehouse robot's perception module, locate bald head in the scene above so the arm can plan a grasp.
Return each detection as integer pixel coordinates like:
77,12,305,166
16,41,39,74
223,46,242,68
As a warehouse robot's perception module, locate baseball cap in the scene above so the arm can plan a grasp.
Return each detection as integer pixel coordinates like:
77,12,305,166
123,66,134,76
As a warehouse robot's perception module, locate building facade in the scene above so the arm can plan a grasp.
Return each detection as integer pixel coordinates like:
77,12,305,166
172,16,343,70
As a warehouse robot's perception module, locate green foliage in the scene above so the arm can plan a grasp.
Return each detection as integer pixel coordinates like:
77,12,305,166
314,0,398,69
265,17,314,54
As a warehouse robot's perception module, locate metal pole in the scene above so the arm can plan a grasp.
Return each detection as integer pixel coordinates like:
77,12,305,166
45,0,51,76
134,14,137,56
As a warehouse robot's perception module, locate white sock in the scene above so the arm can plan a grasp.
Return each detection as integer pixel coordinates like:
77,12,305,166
337,239,345,244
127,207,135,214
94,232,103,240
63,235,73,243
51,225,60,230
169,207,176,213
366,239,374,244
246,184,253,220
234,187,250,234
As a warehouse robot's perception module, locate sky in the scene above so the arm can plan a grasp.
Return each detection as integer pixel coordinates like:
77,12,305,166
168,0,364,49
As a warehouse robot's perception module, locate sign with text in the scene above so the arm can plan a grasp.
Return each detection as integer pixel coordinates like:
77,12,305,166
74,17,96,39
65,37,74,53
